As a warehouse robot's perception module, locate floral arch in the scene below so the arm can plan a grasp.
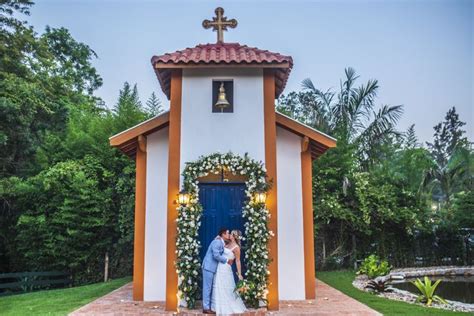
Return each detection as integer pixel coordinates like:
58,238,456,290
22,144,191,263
176,152,272,308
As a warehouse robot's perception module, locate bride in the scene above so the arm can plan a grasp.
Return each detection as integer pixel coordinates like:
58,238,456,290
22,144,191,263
211,229,247,315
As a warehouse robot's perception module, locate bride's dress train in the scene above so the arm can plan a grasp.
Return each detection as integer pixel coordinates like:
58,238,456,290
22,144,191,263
211,246,247,315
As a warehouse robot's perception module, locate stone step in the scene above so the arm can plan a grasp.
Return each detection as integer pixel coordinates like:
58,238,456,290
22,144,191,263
177,308,267,315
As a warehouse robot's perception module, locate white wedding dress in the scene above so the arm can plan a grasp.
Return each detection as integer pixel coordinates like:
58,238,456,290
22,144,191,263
211,246,247,315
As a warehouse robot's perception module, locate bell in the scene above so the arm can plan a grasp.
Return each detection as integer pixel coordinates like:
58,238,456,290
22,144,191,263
215,82,230,112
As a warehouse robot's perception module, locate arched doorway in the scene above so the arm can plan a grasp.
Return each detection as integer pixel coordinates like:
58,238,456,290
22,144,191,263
176,152,271,308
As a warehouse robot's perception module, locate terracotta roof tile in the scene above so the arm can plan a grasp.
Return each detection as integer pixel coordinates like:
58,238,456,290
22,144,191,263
151,43,293,99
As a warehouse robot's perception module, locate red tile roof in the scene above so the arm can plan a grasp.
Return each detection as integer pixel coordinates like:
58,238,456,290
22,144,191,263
151,43,293,99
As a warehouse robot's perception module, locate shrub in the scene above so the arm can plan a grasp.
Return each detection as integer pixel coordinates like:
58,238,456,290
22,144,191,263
357,254,391,279
411,276,448,306
365,278,394,293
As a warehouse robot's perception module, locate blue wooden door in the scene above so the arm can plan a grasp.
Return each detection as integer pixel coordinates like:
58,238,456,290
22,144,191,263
198,183,246,280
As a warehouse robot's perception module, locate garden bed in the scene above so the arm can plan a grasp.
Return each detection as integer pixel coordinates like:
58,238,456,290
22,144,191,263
353,266,474,313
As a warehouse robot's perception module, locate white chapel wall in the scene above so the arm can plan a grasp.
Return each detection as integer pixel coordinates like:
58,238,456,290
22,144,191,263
144,127,169,301
180,68,307,299
276,126,306,300
180,68,265,178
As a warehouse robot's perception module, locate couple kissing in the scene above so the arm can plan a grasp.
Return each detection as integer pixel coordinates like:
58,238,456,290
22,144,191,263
201,228,247,315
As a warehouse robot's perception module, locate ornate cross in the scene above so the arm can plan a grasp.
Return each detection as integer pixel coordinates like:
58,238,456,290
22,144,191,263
202,7,237,44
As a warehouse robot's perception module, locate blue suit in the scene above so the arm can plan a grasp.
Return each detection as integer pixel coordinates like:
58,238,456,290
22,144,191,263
202,238,228,310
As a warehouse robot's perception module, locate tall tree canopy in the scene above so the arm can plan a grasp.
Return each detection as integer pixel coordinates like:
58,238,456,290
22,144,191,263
279,69,472,267
1,0,102,178
0,1,162,280
279,68,403,169
423,107,471,206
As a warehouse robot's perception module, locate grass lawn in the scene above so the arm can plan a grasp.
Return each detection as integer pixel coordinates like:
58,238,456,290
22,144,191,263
317,270,468,316
0,276,131,316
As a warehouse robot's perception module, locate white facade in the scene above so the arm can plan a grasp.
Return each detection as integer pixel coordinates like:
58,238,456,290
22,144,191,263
141,69,307,301
180,68,266,180
144,127,169,301
276,127,306,300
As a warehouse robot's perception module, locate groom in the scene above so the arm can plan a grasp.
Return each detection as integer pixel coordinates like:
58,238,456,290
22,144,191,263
202,228,234,314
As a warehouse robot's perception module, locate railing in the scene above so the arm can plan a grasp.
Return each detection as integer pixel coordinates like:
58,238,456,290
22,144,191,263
0,271,72,296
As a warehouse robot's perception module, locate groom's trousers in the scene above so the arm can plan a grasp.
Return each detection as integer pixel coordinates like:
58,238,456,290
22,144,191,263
202,269,214,310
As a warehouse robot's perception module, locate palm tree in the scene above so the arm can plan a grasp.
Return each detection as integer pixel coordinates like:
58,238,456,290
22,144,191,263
421,147,472,208
289,68,405,264
301,68,403,167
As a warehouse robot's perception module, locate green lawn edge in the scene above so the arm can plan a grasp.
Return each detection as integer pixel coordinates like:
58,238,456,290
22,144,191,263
317,270,468,316
0,276,131,316
1,272,469,316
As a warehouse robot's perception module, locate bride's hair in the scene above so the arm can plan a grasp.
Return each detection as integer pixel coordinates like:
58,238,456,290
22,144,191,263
231,230,242,247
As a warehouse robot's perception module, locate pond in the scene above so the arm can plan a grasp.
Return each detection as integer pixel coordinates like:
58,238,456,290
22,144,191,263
391,275,474,304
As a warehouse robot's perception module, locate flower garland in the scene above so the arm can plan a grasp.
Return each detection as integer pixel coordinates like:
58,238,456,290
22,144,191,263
176,152,272,309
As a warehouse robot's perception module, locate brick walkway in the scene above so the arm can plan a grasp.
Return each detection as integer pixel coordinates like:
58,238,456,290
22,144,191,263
70,279,380,315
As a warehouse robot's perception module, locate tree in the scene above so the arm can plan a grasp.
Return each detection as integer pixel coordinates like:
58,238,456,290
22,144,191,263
280,68,403,169
112,82,147,131
277,90,332,134
452,191,474,228
281,68,446,268
0,2,143,281
0,0,102,177
301,68,404,266
1,1,34,31
422,148,471,206
15,157,112,282
145,92,164,117
426,107,468,167
404,124,419,149
387,147,435,193
423,108,471,206
41,26,102,94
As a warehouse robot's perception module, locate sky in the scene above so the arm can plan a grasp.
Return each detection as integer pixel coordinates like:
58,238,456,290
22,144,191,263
28,0,473,142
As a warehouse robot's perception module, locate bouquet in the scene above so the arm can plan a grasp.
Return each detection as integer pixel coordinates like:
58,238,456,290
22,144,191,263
234,279,254,297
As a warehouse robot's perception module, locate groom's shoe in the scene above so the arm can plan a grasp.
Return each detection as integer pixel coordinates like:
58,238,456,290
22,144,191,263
203,310,216,314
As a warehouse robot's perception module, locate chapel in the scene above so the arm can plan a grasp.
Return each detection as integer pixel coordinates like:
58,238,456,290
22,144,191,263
110,7,336,311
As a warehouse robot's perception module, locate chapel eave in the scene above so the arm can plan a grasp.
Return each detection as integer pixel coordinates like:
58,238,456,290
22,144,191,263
109,111,170,158
275,111,337,159
109,111,337,160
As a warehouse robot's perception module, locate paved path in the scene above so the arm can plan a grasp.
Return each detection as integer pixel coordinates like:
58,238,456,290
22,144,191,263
70,279,381,315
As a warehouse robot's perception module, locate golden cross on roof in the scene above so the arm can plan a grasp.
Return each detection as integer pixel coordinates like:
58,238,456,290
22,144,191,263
202,7,237,44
